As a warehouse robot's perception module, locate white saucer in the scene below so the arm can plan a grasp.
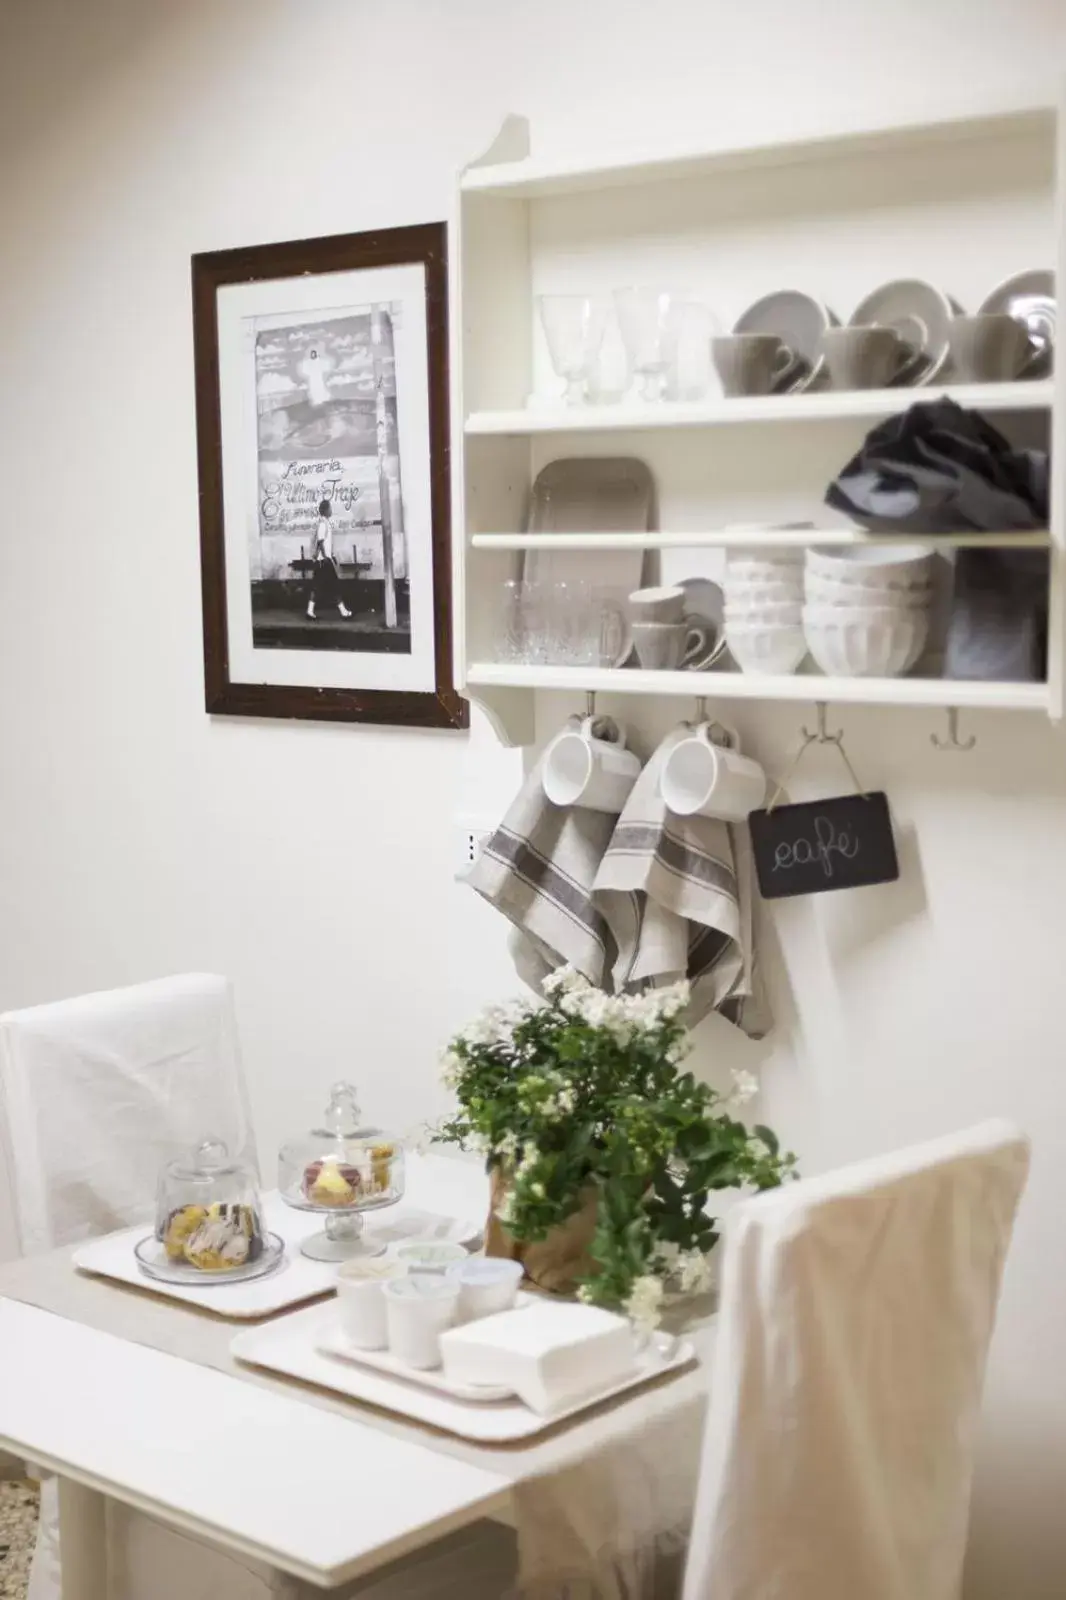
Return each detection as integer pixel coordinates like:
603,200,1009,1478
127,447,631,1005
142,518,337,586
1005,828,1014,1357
850,279,954,386
979,269,1055,378
677,578,727,666
734,290,836,393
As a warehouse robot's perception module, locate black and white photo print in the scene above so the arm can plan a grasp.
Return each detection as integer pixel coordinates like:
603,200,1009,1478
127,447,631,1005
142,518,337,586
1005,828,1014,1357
193,224,465,728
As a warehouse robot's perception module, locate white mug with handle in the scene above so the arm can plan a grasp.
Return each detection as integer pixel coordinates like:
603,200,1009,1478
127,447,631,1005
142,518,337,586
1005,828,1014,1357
660,721,766,822
542,717,641,814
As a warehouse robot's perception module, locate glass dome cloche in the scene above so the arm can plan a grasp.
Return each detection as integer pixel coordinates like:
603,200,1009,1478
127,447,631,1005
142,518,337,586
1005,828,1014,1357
145,1136,281,1283
279,1081,405,1262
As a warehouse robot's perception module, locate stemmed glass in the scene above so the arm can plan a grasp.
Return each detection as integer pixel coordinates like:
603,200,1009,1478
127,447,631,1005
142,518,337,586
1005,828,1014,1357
537,295,608,405
614,288,677,403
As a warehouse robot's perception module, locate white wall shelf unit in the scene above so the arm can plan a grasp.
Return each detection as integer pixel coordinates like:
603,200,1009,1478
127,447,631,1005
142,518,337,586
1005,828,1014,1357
452,100,1064,747
466,663,1050,714
466,380,1054,437
471,531,1051,552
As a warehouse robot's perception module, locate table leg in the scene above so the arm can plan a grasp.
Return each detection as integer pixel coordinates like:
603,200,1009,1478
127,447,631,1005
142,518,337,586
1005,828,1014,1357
57,1478,107,1600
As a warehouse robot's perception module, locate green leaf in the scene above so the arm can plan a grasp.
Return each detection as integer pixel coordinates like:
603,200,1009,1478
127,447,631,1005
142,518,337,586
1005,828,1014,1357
753,1124,779,1156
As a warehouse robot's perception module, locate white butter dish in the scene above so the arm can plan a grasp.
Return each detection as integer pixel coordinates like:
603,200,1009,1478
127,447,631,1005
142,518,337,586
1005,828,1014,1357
439,1300,634,1415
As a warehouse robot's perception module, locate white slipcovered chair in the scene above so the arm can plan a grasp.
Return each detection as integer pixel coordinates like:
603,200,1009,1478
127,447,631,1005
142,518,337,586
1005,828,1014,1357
682,1119,1030,1600
0,974,517,1600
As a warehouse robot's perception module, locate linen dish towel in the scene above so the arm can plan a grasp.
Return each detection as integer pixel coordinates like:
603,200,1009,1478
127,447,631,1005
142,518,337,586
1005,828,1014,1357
593,725,766,1034
465,719,618,988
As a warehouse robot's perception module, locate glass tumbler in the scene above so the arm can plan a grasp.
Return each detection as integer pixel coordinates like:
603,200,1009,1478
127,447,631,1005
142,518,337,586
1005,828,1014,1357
537,295,609,405
496,579,555,664
663,299,718,400
614,288,677,402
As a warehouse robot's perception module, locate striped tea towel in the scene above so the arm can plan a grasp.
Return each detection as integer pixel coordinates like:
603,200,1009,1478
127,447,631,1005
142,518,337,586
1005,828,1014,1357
466,720,617,988
593,725,766,1034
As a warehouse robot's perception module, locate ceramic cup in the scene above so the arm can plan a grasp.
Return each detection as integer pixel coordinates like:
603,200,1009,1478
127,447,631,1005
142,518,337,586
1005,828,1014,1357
542,716,641,813
383,1275,460,1369
394,1241,469,1276
823,325,917,389
336,1259,407,1350
660,722,767,822
948,313,1037,382
628,584,686,624
632,618,714,671
446,1257,525,1323
712,334,800,397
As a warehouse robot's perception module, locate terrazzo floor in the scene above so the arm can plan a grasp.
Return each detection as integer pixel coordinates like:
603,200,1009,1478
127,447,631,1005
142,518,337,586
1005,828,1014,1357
0,1481,38,1600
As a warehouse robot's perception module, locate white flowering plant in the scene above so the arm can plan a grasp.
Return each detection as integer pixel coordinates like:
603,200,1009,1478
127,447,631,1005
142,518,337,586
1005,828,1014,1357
436,970,795,1327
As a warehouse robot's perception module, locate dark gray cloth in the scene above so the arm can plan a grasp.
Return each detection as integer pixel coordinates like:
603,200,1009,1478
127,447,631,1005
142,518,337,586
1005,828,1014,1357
825,399,1048,681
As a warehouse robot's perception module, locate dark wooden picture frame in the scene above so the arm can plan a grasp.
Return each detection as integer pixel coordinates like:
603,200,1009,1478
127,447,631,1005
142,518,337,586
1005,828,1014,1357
192,222,467,729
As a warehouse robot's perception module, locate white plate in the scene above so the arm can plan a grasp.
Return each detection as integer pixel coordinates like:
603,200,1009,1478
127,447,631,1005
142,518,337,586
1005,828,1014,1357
318,1329,515,1402
134,1231,286,1287
374,1212,483,1252
979,269,1055,377
233,1303,697,1442
850,279,954,386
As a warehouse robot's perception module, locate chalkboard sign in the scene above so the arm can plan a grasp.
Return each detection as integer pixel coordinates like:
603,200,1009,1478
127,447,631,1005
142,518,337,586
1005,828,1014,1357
748,791,899,899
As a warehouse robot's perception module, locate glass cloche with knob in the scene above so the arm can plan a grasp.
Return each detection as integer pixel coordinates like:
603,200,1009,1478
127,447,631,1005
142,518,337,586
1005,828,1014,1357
138,1136,282,1284
278,1081,405,1261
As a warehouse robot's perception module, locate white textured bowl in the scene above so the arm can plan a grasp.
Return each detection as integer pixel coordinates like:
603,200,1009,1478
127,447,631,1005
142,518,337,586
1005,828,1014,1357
725,553,805,584
725,620,808,675
724,600,804,626
806,544,935,590
803,604,930,677
805,572,934,609
724,578,805,606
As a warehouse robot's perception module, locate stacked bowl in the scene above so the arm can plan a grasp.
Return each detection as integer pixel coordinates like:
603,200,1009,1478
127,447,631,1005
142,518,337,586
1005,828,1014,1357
803,545,935,676
723,549,808,675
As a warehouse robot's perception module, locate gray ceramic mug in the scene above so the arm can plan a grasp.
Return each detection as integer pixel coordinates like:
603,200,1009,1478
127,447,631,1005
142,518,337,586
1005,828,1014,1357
712,334,802,397
948,313,1038,382
633,616,714,670
823,325,920,389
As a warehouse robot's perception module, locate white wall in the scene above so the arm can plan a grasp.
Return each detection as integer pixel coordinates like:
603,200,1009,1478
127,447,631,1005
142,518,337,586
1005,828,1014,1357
2,1,1066,1594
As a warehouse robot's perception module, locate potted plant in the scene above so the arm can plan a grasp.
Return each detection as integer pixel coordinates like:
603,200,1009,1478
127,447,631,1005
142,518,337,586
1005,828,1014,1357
436,968,795,1329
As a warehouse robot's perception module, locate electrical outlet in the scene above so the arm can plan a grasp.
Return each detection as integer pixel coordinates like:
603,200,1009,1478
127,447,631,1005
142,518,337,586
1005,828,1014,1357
455,821,495,879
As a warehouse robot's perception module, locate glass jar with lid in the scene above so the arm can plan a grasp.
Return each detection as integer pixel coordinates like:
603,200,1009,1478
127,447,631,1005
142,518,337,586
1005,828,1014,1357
278,1081,405,1261
139,1136,279,1283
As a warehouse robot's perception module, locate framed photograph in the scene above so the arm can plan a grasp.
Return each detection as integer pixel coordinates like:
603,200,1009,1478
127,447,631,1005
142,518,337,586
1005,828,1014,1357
192,222,466,728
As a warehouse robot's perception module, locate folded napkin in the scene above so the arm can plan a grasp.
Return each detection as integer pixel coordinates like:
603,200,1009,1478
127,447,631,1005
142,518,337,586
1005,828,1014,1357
593,726,765,1034
466,720,618,988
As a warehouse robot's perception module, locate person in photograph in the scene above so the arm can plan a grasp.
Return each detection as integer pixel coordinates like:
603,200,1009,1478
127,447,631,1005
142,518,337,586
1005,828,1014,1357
307,498,352,621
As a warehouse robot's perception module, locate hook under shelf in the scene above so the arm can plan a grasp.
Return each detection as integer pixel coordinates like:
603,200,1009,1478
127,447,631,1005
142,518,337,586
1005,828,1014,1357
931,708,977,751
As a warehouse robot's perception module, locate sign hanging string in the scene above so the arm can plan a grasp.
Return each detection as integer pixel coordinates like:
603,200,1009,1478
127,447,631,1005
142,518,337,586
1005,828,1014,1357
765,704,867,815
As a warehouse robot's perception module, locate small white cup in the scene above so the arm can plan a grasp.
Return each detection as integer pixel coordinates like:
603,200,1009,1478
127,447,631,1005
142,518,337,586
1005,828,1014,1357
542,717,641,813
394,1241,469,1275
660,723,766,822
384,1275,460,1369
446,1257,525,1323
336,1259,407,1350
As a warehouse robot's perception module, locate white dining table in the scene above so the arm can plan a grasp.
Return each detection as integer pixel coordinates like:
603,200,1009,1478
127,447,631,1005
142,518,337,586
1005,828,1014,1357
0,1154,710,1594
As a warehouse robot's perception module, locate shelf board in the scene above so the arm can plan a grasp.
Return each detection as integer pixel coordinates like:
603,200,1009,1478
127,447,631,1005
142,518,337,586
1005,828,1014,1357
465,380,1053,437
471,530,1051,551
465,663,1050,712
461,105,1053,200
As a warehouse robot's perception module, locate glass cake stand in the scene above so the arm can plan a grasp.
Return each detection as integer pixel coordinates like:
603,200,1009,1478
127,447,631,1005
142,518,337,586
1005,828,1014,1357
278,1082,405,1262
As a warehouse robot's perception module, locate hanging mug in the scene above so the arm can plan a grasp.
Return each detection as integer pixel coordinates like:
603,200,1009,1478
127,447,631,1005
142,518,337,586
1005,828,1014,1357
660,722,766,822
542,717,641,814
